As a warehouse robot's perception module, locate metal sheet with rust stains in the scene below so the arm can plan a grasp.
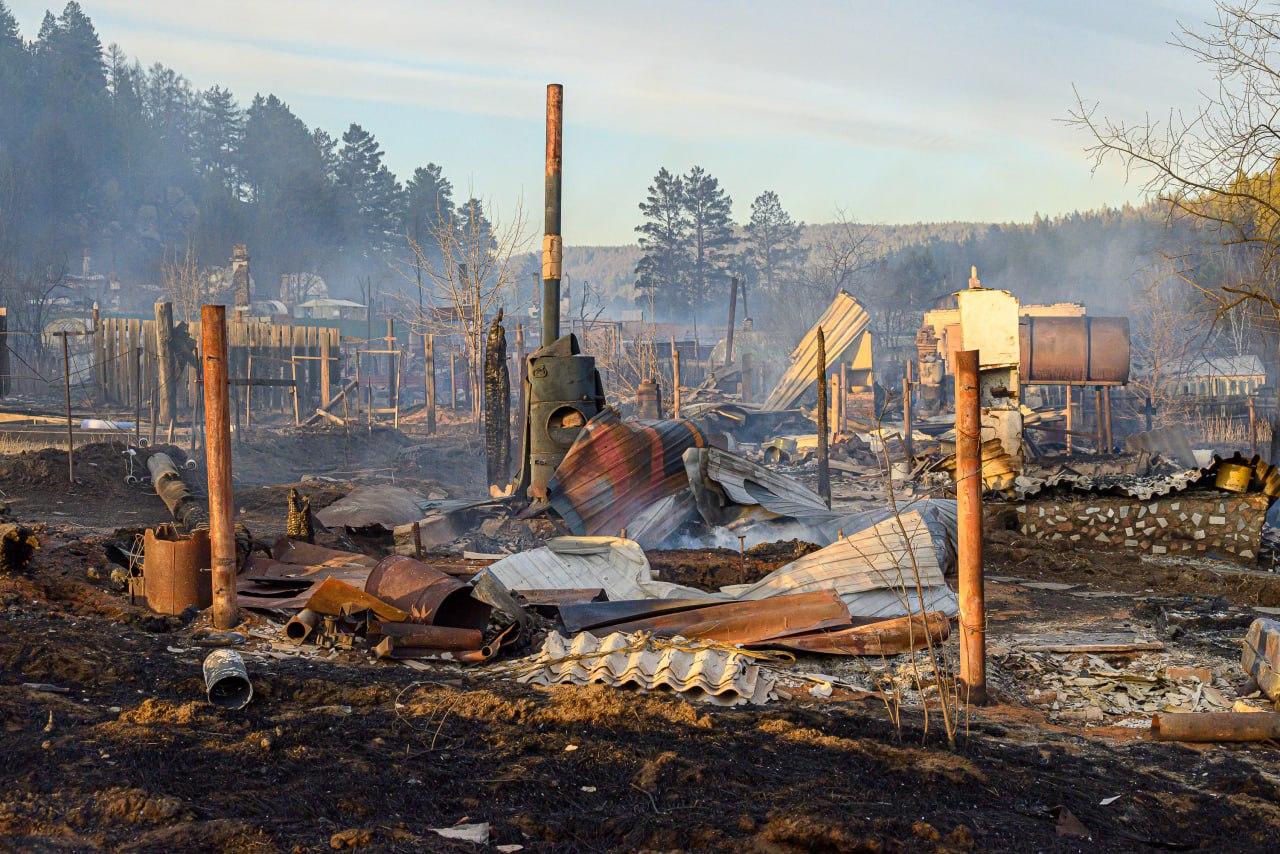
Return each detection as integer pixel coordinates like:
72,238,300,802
755,611,951,656
573,590,850,646
365,555,492,630
546,408,705,537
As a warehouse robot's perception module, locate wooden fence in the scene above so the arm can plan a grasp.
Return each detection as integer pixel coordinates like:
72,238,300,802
95,316,341,422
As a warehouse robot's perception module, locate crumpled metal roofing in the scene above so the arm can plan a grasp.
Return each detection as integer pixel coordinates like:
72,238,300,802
517,630,776,706
726,508,959,620
547,408,706,537
482,536,712,601
314,485,436,529
684,446,830,523
762,291,870,410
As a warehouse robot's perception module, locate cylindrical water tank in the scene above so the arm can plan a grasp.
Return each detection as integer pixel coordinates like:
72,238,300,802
1019,316,1130,385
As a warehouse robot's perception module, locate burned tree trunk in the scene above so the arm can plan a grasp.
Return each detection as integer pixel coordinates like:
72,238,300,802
485,310,511,487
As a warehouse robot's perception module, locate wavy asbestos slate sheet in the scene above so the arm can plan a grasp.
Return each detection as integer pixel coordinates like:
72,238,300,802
518,630,776,706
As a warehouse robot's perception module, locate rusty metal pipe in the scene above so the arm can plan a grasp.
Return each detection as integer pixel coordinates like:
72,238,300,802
201,304,238,629
954,349,986,704
903,360,914,461
284,608,321,644
542,83,563,348
1152,712,1280,742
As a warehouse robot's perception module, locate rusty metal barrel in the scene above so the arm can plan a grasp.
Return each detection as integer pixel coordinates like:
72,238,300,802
142,526,211,614
1019,316,1130,385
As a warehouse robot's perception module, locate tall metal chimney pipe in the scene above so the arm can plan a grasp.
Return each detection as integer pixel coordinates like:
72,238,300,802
542,84,563,348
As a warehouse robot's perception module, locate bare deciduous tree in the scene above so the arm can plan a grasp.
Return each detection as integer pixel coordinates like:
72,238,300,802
162,241,226,323
1068,0,1280,457
403,192,529,423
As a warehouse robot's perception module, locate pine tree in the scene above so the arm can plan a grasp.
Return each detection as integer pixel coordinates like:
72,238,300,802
683,166,735,314
197,85,242,188
404,164,454,311
634,167,689,319
336,123,402,256
744,190,805,311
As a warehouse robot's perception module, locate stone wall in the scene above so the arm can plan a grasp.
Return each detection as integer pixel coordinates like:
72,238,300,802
1016,491,1268,565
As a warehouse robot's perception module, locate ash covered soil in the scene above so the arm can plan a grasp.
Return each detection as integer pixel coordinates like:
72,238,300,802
3,529,1280,851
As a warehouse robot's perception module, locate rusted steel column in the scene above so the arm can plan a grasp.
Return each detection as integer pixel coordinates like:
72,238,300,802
424,333,437,435
903,360,914,461
954,349,986,704
201,305,238,630
816,327,830,506
542,83,563,348
724,276,738,367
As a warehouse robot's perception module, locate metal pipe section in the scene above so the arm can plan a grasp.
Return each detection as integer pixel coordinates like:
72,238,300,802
201,304,238,630
202,649,252,710
284,608,321,644
542,83,563,348
954,349,987,704
1152,712,1280,742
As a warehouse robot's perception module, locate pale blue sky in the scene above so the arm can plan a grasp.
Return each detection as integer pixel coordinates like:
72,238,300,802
11,0,1213,244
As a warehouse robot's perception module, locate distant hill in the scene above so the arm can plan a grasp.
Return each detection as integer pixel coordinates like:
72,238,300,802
546,204,1190,318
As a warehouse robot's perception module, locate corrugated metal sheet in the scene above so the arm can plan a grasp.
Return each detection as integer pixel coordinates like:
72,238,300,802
482,536,713,601
727,508,959,619
517,630,776,706
684,446,829,523
547,409,705,536
762,291,870,410
627,489,697,549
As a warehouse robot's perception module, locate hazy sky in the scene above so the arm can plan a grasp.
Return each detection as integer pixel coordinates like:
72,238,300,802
11,0,1214,244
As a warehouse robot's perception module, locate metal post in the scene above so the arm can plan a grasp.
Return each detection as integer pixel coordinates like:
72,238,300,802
816,327,830,506
903,360,914,461
320,333,331,408
424,332,437,434
134,346,142,446
1065,385,1073,455
1094,387,1104,453
385,318,396,410
1102,386,1114,453
671,338,682,419
201,305,238,630
449,350,458,410
1249,395,1258,456
955,349,986,704
541,83,563,348
61,334,73,484
724,276,738,367
245,355,253,433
